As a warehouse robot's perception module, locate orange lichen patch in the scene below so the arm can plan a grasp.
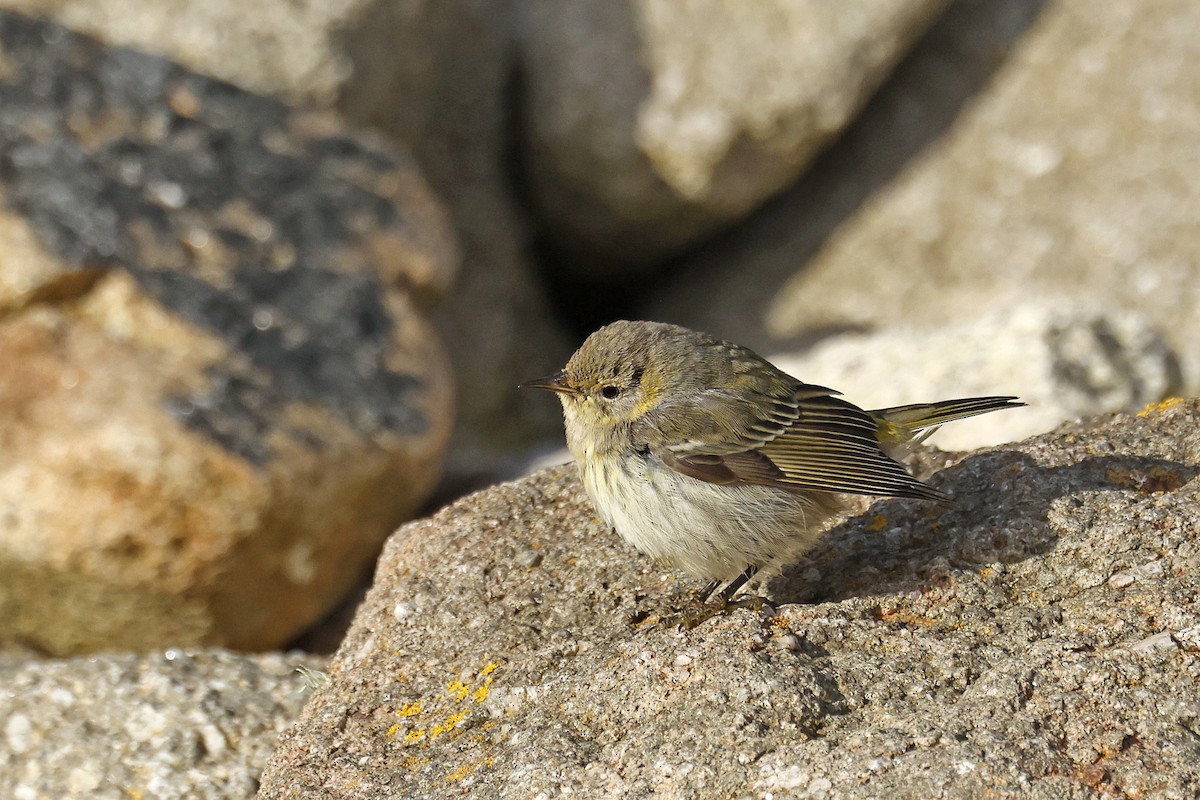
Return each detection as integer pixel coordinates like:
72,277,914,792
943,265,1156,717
1137,397,1184,416
865,514,889,532
1106,464,1189,493
768,615,791,630
1074,764,1108,788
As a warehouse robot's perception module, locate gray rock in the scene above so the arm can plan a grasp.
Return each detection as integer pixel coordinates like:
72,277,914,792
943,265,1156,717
517,0,950,272
334,0,574,466
759,0,1200,392
0,14,454,654
769,304,1182,451
0,649,324,800
0,0,368,103
257,400,1200,798
649,0,1200,407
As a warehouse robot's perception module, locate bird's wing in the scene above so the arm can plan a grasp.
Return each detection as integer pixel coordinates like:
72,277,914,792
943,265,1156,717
645,384,944,501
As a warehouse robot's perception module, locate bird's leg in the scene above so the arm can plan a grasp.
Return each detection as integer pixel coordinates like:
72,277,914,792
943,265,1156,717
718,564,770,616
671,565,765,630
694,579,721,604
718,565,759,604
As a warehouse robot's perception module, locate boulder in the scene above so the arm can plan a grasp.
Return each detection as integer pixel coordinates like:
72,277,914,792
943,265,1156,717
0,14,455,654
258,399,1200,798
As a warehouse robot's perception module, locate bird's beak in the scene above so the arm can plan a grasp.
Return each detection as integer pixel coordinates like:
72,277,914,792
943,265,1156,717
520,370,580,396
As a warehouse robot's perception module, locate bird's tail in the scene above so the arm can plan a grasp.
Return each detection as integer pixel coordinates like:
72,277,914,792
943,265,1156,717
869,396,1024,456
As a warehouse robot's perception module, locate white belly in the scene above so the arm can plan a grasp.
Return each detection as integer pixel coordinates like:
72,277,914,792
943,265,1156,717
577,452,842,582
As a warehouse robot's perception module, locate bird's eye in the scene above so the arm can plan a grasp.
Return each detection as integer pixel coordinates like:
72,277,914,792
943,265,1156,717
600,385,621,400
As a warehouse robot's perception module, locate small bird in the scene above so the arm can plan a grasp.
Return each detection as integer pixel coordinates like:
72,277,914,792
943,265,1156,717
524,320,1022,624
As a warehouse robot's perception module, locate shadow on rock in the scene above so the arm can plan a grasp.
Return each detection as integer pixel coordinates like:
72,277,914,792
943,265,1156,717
768,448,1197,606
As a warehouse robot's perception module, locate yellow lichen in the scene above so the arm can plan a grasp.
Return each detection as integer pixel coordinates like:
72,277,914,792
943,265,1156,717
391,662,501,745
441,708,470,736
403,755,429,773
446,757,495,783
1137,397,1184,416
472,677,494,703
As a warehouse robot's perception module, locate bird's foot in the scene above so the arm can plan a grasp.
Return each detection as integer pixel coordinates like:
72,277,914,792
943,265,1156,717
654,592,771,631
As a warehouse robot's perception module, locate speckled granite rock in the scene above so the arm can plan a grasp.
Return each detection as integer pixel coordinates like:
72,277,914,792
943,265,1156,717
257,399,1200,798
0,649,324,800
0,14,455,654
517,0,950,272
770,304,1182,451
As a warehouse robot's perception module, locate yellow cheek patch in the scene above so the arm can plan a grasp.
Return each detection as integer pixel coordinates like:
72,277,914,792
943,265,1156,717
631,369,662,419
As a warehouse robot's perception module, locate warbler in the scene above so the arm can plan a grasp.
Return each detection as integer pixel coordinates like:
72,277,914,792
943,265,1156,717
524,320,1022,620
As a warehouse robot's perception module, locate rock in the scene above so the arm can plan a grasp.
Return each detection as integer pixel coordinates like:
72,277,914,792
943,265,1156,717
768,304,1182,450
0,14,455,654
641,0,1029,348
257,400,1200,797
0,649,324,800
4,0,573,469
516,0,951,273
754,0,1200,391
338,0,572,468
0,0,368,104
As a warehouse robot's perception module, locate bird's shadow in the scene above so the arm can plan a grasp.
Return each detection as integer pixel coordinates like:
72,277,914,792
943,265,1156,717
767,450,1198,606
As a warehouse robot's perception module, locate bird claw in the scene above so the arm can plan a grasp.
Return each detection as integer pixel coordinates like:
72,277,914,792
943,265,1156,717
642,593,772,631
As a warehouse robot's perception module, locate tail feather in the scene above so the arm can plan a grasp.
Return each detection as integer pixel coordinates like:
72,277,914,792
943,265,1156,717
871,396,1025,433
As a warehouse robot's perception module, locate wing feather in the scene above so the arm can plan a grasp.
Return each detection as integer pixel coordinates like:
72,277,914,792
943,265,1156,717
654,386,945,501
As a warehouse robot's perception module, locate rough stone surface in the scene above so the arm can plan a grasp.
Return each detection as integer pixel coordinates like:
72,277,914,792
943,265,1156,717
517,0,950,272
0,14,455,654
0,649,325,800
258,400,1200,798
770,304,1182,450
756,0,1200,390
